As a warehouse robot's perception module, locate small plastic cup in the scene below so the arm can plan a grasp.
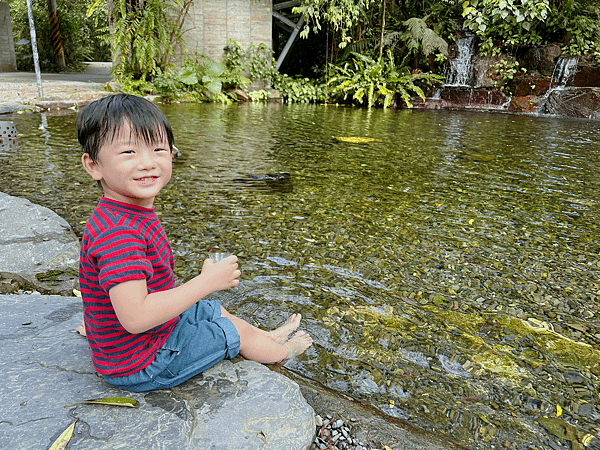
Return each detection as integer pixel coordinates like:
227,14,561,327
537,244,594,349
209,252,232,263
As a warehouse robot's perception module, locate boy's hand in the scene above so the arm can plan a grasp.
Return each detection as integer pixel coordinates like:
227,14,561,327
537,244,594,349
201,254,241,292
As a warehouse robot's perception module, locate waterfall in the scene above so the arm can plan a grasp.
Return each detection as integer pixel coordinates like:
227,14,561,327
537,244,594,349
538,56,580,114
549,56,579,89
445,36,476,86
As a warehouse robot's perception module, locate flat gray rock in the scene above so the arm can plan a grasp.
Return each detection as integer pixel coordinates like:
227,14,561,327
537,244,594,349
0,294,315,450
0,102,31,114
0,191,79,294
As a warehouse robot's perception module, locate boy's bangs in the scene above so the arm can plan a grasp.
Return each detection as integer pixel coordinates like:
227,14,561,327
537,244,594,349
99,96,173,150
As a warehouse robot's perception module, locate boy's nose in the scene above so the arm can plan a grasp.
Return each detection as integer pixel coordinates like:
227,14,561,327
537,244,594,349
138,152,157,169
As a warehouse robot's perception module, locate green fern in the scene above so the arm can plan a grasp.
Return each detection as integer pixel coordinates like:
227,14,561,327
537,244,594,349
88,0,187,81
328,50,442,108
402,17,448,58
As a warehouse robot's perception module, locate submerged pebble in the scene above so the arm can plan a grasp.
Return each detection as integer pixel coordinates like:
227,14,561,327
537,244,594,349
310,415,379,450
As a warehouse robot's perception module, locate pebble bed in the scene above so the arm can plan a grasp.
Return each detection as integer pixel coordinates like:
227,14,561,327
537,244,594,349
311,414,379,450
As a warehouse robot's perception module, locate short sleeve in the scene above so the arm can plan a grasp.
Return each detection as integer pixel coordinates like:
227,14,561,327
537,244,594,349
89,226,154,292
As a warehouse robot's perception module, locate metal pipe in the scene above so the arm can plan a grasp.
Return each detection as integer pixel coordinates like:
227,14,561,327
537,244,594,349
275,15,304,70
26,0,44,98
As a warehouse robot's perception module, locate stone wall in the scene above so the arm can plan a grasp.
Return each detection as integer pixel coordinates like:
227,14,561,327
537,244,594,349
176,0,272,63
0,2,17,72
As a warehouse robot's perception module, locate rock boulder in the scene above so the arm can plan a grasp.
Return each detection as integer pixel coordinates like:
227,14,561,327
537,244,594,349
0,293,315,450
0,191,79,295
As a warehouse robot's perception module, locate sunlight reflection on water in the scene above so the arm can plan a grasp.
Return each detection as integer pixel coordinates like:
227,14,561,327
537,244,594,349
2,103,599,450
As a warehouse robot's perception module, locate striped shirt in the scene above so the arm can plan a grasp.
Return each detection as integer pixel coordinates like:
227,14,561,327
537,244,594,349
79,197,179,376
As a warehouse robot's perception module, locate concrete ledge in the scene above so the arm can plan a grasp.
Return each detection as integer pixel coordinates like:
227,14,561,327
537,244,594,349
0,293,315,450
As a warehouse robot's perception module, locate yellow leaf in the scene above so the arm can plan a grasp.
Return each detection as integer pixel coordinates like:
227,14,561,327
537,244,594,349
73,289,81,297
335,136,378,143
49,419,78,450
190,164,196,169
64,397,139,408
556,404,563,417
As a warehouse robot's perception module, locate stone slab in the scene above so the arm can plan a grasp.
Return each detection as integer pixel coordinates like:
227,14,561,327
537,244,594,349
0,294,315,450
0,192,79,294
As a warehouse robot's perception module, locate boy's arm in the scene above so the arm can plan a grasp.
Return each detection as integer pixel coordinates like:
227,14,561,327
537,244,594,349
110,256,240,334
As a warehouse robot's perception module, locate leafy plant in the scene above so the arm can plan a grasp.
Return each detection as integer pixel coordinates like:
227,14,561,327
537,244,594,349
327,50,443,108
248,90,270,101
400,16,449,69
462,0,550,53
271,73,328,103
294,0,377,49
545,0,600,60
222,39,277,90
150,54,232,103
489,58,526,93
87,0,191,81
9,0,109,72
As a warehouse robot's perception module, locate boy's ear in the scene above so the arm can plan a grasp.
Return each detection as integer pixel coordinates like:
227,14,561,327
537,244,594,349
82,153,103,181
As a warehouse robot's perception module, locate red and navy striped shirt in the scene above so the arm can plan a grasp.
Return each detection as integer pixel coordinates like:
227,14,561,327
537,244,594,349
79,197,179,376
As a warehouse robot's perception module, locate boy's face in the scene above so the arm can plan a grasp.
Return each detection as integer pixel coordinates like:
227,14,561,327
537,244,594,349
82,122,172,208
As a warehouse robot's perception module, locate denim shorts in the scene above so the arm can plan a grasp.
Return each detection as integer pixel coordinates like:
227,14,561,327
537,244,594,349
103,299,240,392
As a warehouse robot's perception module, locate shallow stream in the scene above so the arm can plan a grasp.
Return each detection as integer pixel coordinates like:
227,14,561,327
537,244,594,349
2,103,599,450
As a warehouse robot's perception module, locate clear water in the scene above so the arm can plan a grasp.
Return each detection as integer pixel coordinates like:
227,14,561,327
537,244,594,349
2,103,600,449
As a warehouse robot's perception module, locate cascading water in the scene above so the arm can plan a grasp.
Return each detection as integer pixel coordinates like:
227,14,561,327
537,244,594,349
445,35,476,86
538,56,580,114
549,56,580,89
430,35,511,110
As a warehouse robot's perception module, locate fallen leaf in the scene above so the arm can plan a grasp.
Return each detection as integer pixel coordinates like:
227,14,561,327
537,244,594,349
49,418,78,450
64,397,139,408
335,136,378,143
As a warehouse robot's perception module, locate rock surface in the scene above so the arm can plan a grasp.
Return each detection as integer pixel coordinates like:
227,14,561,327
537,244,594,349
0,293,316,450
0,192,79,295
543,87,600,119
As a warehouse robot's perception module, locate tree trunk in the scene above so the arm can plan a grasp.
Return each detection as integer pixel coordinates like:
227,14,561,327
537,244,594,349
379,0,386,59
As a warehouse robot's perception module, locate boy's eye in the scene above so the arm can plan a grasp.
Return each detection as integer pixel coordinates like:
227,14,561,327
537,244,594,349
121,150,135,154
154,147,168,152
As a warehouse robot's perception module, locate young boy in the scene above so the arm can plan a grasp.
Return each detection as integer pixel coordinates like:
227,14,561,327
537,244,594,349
77,94,312,392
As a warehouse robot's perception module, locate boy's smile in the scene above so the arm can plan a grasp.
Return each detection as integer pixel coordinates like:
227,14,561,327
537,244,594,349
82,123,172,208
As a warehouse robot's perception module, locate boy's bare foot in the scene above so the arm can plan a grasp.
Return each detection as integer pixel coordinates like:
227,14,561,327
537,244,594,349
76,322,86,337
268,313,302,344
282,330,313,362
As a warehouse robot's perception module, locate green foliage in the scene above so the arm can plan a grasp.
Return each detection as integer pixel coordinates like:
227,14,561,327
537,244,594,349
222,39,277,88
88,0,190,81
115,74,154,95
150,54,234,103
271,73,328,103
9,0,109,72
402,17,449,58
489,58,527,93
459,0,600,58
294,0,377,48
248,90,270,101
327,50,443,108
462,0,551,52
293,0,600,64
546,0,600,59
400,16,449,68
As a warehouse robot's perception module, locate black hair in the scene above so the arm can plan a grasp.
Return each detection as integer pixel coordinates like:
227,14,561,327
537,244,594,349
77,94,174,162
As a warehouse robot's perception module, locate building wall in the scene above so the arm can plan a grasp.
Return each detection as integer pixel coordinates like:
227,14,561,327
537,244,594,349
177,0,272,63
0,2,17,72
